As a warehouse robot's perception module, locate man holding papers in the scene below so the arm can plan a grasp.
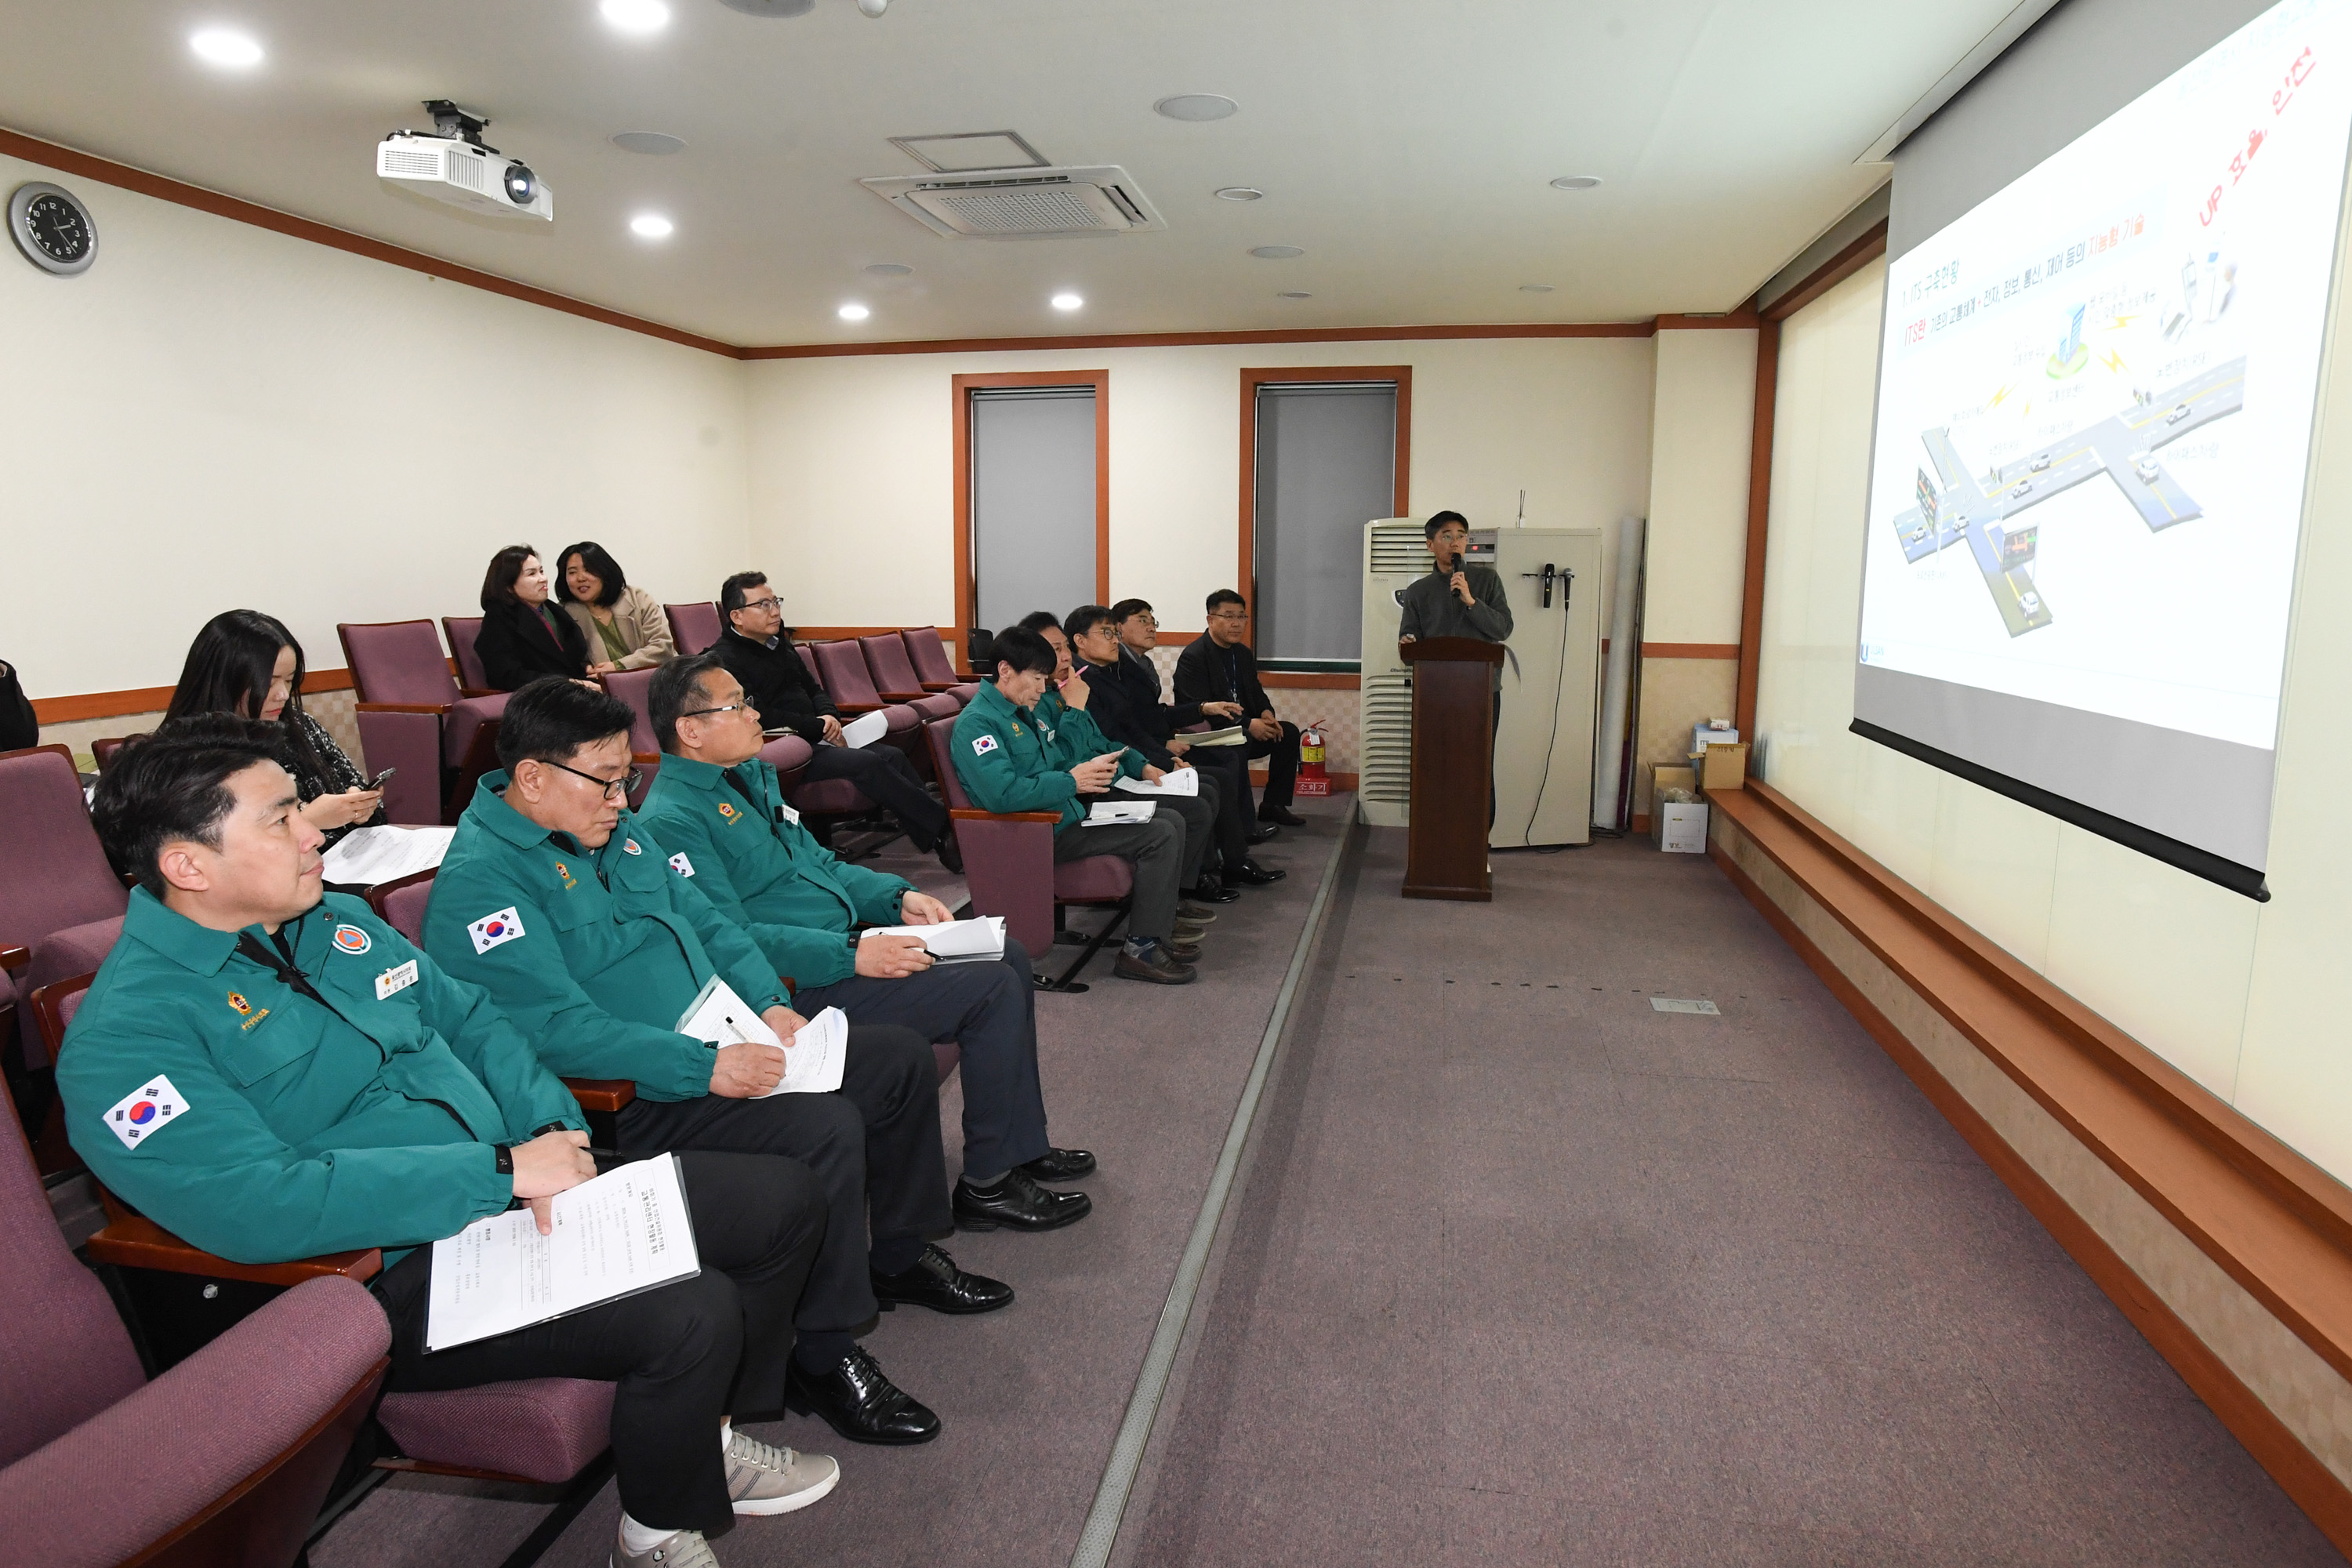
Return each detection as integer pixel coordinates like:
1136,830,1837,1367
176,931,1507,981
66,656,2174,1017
60,720,839,1568
427,679,993,1447
640,653,1094,1235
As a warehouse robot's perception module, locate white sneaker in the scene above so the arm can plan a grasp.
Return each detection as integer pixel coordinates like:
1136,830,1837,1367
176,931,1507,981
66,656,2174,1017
725,1429,841,1515
612,1525,720,1568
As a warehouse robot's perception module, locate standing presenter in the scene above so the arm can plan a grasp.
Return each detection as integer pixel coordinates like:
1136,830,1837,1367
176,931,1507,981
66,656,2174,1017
1397,510,1513,822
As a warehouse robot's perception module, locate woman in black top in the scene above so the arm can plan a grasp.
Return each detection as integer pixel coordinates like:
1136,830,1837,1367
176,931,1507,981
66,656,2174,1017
162,611,386,844
474,543,590,691
0,658,36,752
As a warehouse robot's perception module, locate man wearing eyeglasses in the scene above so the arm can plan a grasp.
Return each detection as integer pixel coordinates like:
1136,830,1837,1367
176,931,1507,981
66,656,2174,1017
712,571,960,875
1173,590,1306,829
427,677,981,1450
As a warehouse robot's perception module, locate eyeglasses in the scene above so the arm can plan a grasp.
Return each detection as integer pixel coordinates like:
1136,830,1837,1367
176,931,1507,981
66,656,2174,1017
738,597,782,614
1208,611,1250,622
1126,615,1159,628
544,759,643,800
681,702,752,719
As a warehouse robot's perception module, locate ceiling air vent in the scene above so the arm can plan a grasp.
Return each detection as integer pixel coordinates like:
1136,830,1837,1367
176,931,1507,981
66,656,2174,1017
858,165,1166,240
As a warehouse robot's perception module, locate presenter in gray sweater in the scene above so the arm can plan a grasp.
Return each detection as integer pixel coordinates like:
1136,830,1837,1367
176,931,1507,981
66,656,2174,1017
1397,511,1513,822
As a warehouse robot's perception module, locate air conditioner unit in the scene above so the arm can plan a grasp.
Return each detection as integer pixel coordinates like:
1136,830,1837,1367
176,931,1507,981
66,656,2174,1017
858,165,1165,239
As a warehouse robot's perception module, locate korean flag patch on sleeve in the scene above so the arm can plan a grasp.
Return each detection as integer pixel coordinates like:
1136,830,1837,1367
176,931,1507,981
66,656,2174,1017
104,1075,187,1151
669,851,695,877
469,907,525,954
971,734,1000,757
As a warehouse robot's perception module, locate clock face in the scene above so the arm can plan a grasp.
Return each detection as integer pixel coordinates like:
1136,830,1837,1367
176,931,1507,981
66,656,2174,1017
9,182,98,275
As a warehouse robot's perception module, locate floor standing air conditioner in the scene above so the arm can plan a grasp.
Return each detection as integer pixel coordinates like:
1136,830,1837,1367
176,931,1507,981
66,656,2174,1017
1358,521,1604,847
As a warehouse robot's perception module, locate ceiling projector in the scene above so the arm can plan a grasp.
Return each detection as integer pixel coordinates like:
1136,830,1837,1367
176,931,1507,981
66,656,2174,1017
377,101,554,221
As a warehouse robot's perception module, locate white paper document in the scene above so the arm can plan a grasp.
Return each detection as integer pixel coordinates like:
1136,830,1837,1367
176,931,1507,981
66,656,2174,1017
675,976,848,1094
321,826,455,887
1178,726,1249,748
1114,769,1199,797
866,916,1005,964
839,710,890,749
425,1154,699,1353
1084,800,1156,826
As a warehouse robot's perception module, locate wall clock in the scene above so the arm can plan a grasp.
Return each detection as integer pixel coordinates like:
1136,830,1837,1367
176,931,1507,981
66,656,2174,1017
9,182,97,276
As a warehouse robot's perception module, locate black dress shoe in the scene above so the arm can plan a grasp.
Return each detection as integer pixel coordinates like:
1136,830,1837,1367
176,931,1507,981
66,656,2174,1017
953,1167,1094,1232
786,1345,941,1445
1248,822,1280,844
935,829,964,875
1258,804,1307,826
871,1243,1013,1315
1222,859,1284,887
1019,1147,1097,1181
1188,879,1243,905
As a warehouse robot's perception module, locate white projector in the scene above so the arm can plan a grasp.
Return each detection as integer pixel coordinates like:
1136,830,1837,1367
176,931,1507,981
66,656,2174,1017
377,132,554,221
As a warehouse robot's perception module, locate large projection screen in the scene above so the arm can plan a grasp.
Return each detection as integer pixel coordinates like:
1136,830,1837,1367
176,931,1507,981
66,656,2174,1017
1854,0,2352,898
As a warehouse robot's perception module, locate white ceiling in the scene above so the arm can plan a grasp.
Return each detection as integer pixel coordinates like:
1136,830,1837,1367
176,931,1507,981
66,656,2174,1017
0,0,2010,347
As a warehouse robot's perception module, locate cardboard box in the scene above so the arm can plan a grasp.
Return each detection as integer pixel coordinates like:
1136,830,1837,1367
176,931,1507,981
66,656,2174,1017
1693,723,1739,755
1652,765,1696,799
1654,800,1709,853
1698,741,1749,791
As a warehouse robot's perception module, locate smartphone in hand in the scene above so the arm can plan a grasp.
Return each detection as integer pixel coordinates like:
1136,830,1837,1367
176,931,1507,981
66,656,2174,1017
366,766,397,789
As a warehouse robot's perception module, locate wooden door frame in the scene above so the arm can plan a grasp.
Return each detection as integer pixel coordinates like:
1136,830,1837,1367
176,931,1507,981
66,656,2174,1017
1238,366,1414,635
952,369,1111,671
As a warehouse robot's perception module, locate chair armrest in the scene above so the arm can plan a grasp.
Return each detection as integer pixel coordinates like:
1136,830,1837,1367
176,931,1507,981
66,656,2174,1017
355,702,452,717
459,688,502,699
877,689,927,702
952,808,1064,824
920,681,960,693
0,945,27,973
833,701,885,715
563,1078,637,1112
86,1215,383,1286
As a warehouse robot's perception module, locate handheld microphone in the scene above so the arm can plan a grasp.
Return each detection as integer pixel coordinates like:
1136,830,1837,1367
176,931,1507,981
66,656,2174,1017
1450,552,1464,576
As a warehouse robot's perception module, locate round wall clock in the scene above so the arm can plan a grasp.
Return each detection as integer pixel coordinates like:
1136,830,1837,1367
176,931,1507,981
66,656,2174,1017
9,182,98,276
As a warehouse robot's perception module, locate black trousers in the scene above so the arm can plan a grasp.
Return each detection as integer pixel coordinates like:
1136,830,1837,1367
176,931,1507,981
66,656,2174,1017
800,742,949,849
1243,721,1303,811
793,939,1049,1180
379,1150,825,1540
1189,749,1255,880
1054,813,1183,941
614,1025,949,1338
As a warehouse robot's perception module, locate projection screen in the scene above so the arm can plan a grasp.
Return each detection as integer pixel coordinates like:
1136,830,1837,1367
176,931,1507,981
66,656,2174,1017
1853,0,2352,898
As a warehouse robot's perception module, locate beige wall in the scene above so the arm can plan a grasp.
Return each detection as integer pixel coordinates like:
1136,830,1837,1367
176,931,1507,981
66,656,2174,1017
1753,250,2352,1189
0,147,752,715
742,337,1661,637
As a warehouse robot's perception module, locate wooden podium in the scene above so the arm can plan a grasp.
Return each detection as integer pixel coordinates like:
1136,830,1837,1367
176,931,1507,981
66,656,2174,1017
1400,637,1505,902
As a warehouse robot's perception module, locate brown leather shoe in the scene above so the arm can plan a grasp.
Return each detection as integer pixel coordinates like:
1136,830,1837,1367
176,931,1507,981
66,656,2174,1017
1114,946,1196,984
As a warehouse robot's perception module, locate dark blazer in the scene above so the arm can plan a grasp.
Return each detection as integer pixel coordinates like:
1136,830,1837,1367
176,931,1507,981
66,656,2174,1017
1080,654,1188,770
0,659,35,753
715,629,838,743
1173,637,1274,720
475,598,590,691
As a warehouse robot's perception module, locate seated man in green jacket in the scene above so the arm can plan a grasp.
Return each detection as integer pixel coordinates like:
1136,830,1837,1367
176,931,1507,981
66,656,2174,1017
60,718,837,1568
638,652,1093,1236
950,625,1196,985
426,677,998,1448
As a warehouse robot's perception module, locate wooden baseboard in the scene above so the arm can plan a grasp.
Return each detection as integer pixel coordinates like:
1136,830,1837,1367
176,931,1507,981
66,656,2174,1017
34,668,357,725
1707,782,2352,1555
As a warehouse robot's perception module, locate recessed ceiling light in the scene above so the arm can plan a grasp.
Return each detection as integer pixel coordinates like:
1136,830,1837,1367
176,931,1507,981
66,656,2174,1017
611,131,686,156
629,214,673,238
1156,94,1239,122
1277,291,1312,299
600,0,671,32
189,29,264,67
1549,175,1603,190
1051,292,1083,311
1214,187,1264,202
1250,245,1304,260
1519,283,1555,292
838,303,870,321
864,262,913,277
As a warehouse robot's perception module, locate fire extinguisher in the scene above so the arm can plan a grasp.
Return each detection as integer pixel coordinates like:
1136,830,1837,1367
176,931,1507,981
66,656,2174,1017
1297,726,1330,797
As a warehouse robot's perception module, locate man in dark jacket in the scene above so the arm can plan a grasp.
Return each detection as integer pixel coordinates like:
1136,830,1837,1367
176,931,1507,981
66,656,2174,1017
712,571,958,873
1173,590,1305,828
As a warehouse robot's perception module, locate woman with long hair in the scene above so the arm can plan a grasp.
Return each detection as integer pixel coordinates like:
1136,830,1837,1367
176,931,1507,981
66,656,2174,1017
162,610,385,842
474,543,591,691
556,540,675,674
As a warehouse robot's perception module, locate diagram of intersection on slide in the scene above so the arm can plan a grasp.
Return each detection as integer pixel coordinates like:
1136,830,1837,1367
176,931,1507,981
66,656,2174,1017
1888,320,2245,640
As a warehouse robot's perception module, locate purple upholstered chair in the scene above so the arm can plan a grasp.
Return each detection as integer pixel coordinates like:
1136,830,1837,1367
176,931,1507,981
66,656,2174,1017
0,745,128,1077
760,726,877,829
859,635,965,720
0,1069,391,1568
666,602,723,657
902,626,974,696
90,734,147,774
925,717,1129,990
441,615,491,693
338,620,508,826
601,669,662,808
809,642,924,784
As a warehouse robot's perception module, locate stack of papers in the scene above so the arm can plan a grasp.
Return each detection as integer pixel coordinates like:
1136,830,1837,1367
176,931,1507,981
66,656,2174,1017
426,1154,699,1352
674,977,848,1095
1180,726,1250,748
866,916,1006,964
321,825,456,887
1085,800,1156,826
1115,770,1200,797
839,710,890,749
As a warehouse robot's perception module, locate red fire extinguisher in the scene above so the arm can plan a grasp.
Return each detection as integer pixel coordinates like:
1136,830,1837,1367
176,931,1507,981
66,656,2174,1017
1296,726,1330,797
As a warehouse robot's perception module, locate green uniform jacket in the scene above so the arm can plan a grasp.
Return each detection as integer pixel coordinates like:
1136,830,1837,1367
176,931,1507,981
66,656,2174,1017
950,678,1087,831
1033,688,1147,781
637,753,912,987
424,771,790,1104
58,889,583,1267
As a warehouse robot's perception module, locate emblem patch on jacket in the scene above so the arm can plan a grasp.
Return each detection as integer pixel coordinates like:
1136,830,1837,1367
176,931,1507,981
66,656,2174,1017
227,991,270,1031
971,735,1000,756
670,851,695,877
469,908,525,953
554,859,579,891
622,839,643,855
332,924,372,956
103,1074,187,1150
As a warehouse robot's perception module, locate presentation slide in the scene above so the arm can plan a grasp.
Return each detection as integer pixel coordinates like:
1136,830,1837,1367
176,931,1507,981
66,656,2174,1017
1854,0,2352,891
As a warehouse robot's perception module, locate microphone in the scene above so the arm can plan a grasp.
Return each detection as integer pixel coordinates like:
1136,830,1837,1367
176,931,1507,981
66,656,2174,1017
1449,552,1464,575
